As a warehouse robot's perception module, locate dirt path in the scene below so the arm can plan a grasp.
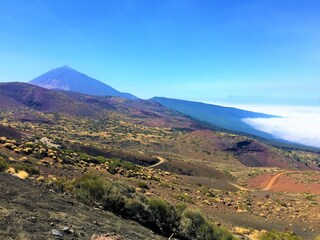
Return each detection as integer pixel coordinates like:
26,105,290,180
230,171,294,192
228,182,252,191
262,171,293,190
147,156,167,168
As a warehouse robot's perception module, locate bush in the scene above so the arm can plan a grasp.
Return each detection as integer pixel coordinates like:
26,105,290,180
148,197,180,236
66,173,235,240
123,198,150,222
179,209,205,238
102,181,135,214
173,193,193,203
79,153,91,162
0,158,8,171
14,164,40,175
179,209,234,240
72,173,106,203
96,156,107,164
137,181,149,189
259,230,303,240
107,158,138,174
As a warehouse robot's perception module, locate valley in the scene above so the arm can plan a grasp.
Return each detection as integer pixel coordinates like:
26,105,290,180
2,0,319,238
0,82,319,239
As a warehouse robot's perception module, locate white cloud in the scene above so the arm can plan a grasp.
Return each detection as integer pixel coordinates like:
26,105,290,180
206,102,320,148
239,105,320,148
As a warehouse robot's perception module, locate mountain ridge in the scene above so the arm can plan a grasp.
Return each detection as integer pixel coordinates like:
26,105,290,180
151,96,278,140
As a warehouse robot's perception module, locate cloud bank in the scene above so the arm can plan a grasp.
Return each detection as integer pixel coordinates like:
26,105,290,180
239,105,320,148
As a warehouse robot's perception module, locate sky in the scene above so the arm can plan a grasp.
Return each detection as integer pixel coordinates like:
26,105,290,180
0,0,319,106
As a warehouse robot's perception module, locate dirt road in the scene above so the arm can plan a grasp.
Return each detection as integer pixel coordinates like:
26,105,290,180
228,182,252,191
230,171,293,192
147,156,167,168
262,171,294,190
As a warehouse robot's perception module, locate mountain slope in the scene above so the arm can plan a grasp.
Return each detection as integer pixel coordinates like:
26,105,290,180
0,82,317,171
0,82,198,129
0,82,109,117
0,173,164,240
151,97,277,140
29,65,137,100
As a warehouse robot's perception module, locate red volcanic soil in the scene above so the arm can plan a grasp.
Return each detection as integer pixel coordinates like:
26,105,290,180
188,130,312,170
248,171,320,194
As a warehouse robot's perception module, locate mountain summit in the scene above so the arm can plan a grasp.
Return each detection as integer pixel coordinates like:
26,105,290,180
29,66,137,100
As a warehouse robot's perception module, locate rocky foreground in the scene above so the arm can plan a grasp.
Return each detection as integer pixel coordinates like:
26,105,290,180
0,173,164,240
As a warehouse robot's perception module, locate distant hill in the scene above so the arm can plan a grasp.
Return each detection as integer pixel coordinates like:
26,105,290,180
29,65,137,100
0,82,108,117
0,82,198,129
151,97,277,140
0,82,316,170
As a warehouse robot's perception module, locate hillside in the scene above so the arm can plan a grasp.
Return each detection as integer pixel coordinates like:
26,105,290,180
0,173,165,240
0,83,319,239
0,82,198,129
151,97,277,140
0,82,106,117
29,65,137,100
0,82,316,171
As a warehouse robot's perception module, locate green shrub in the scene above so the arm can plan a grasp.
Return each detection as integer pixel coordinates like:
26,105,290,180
102,181,135,213
179,209,206,238
96,156,107,164
14,164,40,175
61,156,73,164
51,177,71,193
79,153,91,162
137,181,149,189
72,173,106,203
259,230,303,240
66,173,235,240
159,182,171,188
0,158,8,171
148,197,180,236
179,209,234,240
123,198,150,222
173,193,193,203
107,158,138,174
71,173,141,215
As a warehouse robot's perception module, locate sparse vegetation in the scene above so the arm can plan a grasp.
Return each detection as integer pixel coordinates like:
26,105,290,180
173,193,193,203
259,230,303,240
65,173,235,239
137,181,149,189
0,92,319,239
106,158,138,174
0,157,8,171
13,163,40,175
179,209,234,240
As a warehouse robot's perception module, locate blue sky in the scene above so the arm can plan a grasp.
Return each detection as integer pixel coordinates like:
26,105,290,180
0,0,319,105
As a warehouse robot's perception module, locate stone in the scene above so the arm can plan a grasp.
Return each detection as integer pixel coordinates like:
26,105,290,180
91,233,122,240
52,229,64,237
63,226,75,234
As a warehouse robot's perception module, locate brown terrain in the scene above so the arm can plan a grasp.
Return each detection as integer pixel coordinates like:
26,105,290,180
248,171,320,194
0,82,320,239
0,173,164,240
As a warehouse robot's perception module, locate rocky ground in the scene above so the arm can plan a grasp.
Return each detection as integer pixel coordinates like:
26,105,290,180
0,173,165,240
1,108,320,239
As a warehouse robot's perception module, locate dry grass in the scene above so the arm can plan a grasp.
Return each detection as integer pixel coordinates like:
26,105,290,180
14,170,29,179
